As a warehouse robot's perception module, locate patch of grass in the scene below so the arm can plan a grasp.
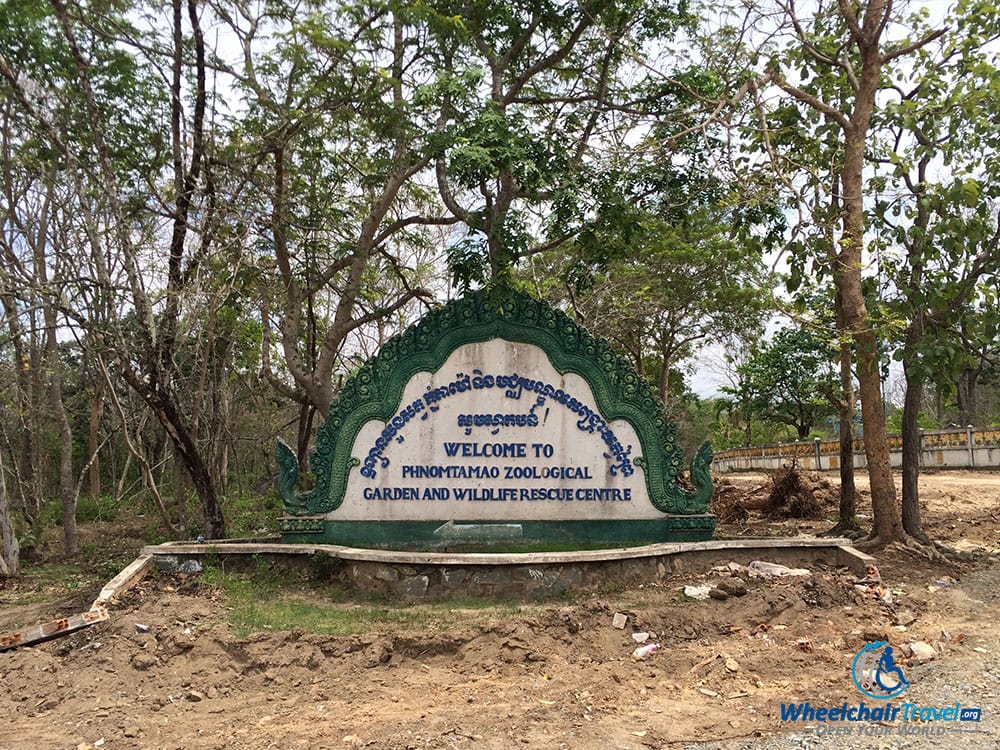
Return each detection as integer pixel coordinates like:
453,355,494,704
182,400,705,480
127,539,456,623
38,495,122,528
16,561,103,594
224,487,281,538
200,562,533,638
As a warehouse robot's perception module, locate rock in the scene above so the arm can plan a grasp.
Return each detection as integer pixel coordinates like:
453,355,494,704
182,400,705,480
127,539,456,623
908,641,937,663
717,579,748,597
206,686,219,699
123,727,141,738
709,588,729,601
683,584,713,600
398,574,430,597
185,690,204,702
697,688,719,698
725,658,740,673
131,653,159,671
894,609,917,627
263,669,283,684
612,613,628,629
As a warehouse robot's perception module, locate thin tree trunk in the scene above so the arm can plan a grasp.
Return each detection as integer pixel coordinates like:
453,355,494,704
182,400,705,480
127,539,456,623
174,448,189,534
3,298,39,525
32,180,76,555
901,356,928,541
296,403,315,473
100,359,175,535
828,318,859,535
144,389,225,539
215,384,231,495
89,377,103,500
0,447,19,577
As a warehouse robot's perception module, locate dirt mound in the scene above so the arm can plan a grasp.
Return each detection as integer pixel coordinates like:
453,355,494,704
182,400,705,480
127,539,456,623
0,561,903,750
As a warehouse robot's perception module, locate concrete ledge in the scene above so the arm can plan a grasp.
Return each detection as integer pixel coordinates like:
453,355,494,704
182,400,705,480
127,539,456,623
142,537,871,598
144,536,853,565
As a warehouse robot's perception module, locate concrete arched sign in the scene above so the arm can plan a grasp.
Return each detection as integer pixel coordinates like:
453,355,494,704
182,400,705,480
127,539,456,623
277,284,714,547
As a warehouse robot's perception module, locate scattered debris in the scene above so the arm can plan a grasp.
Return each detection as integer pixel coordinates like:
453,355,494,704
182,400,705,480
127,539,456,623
747,561,811,578
632,632,650,644
135,623,151,633
795,639,814,653
940,629,964,644
907,641,938,663
632,643,660,660
698,688,720,698
612,612,628,629
853,564,893,605
690,653,722,673
928,576,957,592
893,610,917,627
683,584,713,601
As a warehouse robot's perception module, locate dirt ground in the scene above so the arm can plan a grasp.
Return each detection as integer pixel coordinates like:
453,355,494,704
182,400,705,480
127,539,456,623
2,470,999,750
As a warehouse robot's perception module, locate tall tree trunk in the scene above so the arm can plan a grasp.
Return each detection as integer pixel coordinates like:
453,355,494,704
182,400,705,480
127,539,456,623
89,377,103,500
0,447,18,577
955,366,980,427
3,298,40,525
835,20,902,546
297,404,316,474
31,179,76,555
840,210,901,543
772,0,946,546
901,355,928,541
831,306,859,534
145,389,226,539
40,300,75,555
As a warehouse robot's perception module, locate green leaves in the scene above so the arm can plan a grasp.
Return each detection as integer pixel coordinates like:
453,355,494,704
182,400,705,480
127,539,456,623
732,327,838,439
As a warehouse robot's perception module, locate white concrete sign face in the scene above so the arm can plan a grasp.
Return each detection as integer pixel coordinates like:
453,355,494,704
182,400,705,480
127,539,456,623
335,338,657,521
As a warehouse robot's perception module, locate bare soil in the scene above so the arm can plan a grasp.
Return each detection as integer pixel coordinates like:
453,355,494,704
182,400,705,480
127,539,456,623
2,470,999,750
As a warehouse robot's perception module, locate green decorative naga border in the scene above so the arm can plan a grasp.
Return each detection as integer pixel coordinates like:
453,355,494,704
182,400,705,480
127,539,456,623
277,283,713,519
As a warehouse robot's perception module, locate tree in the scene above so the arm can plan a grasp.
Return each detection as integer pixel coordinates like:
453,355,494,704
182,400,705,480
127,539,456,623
681,0,947,545
428,0,694,286
0,0,231,537
873,1,1000,542
536,210,768,411
0,442,17,576
731,327,836,440
216,1,452,423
